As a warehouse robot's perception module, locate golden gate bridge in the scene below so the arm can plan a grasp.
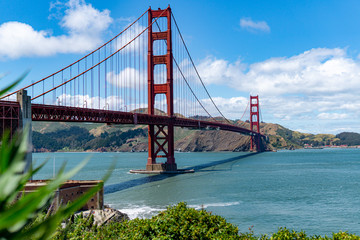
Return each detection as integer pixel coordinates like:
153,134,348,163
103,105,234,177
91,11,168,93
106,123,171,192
0,6,265,173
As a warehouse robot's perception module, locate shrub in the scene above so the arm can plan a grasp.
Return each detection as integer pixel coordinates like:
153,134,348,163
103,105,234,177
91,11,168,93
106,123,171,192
53,202,240,239
52,211,360,240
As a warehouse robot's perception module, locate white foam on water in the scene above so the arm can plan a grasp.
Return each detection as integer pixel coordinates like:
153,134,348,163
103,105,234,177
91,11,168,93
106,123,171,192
114,205,166,219
109,201,241,219
189,201,241,210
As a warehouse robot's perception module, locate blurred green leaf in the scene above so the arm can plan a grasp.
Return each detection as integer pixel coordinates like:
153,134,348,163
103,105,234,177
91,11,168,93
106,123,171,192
0,74,110,240
0,71,28,98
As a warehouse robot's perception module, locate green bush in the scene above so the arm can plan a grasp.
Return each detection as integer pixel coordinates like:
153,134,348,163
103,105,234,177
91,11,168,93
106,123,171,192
53,202,240,239
259,228,360,240
267,227,309,239
52,208,360,240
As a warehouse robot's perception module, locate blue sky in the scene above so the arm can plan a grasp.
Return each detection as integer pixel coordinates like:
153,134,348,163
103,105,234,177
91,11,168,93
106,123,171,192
1,0,360,134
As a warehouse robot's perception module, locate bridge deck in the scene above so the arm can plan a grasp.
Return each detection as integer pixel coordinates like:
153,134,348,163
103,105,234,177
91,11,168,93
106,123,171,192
0,101,259,136
31,104,256,136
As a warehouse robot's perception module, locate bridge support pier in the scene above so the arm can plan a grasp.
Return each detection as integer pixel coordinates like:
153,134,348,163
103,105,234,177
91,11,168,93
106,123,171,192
146,123,177,172
17,90,32,173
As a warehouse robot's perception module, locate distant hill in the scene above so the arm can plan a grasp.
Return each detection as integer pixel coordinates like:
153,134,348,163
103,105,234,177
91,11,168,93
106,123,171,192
31,120,360,152
260,123,340,149
334,132,360,146
32,123,148,152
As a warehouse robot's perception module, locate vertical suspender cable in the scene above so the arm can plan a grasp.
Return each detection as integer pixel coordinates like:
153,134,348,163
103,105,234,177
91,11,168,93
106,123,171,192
98,49,100,109
105,45,107,109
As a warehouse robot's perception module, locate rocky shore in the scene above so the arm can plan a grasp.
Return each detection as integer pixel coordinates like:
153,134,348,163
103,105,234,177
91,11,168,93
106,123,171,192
76,207,129,226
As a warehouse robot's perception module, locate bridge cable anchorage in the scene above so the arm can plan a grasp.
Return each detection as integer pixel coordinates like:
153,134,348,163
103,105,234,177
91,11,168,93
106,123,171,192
171,13,232,125
0,9,149,100
30,9,168,101
154,21,216,121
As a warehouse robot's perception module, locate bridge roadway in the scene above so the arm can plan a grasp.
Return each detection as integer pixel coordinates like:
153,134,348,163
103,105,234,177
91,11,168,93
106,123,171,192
29,103,257,136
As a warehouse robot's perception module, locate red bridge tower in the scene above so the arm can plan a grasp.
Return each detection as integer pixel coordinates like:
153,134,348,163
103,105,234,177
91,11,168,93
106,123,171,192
250,95,261,151
146,6,176,172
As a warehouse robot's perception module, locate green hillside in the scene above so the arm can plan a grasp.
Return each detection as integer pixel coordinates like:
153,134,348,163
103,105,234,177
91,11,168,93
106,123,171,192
261,123,343,149
31,121,360,152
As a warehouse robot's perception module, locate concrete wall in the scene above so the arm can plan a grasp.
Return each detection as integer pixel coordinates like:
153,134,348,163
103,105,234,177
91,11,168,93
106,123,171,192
20,180,104,211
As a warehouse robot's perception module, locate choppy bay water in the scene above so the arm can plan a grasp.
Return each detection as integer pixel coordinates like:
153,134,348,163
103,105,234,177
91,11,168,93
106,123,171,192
33,149,360,236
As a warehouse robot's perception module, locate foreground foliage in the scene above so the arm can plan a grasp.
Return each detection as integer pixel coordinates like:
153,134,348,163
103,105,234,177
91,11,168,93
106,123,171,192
53,202,240,239
262,228,359,240
0,130,107,240
0,77,105,239
53,202,360,240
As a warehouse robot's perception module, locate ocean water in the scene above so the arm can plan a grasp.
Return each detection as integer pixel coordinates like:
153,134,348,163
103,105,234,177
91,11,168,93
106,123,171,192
33,148,360,236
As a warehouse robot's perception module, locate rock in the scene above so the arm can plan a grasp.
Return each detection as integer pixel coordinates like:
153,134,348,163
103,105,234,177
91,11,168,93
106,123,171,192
77,207,129,226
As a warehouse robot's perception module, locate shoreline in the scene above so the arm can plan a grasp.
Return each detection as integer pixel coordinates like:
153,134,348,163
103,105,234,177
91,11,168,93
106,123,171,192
32,145,360,153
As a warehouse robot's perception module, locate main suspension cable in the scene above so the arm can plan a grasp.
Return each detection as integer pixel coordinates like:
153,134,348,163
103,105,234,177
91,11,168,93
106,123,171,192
32,9,167,101
1,8,149,100
239,100,249,122
171,13,232,124
154,21,215,120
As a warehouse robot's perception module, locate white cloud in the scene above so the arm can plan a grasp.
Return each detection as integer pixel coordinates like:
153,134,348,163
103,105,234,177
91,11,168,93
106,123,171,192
0,0,112,59
198,48,360,97
55,93,146,112
317,112,349,120
240,17,270,33
200,96,248,120
196,47,360,133
197,57,245,85
106,68,146,88
114,22,146,53
62,0,112,35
